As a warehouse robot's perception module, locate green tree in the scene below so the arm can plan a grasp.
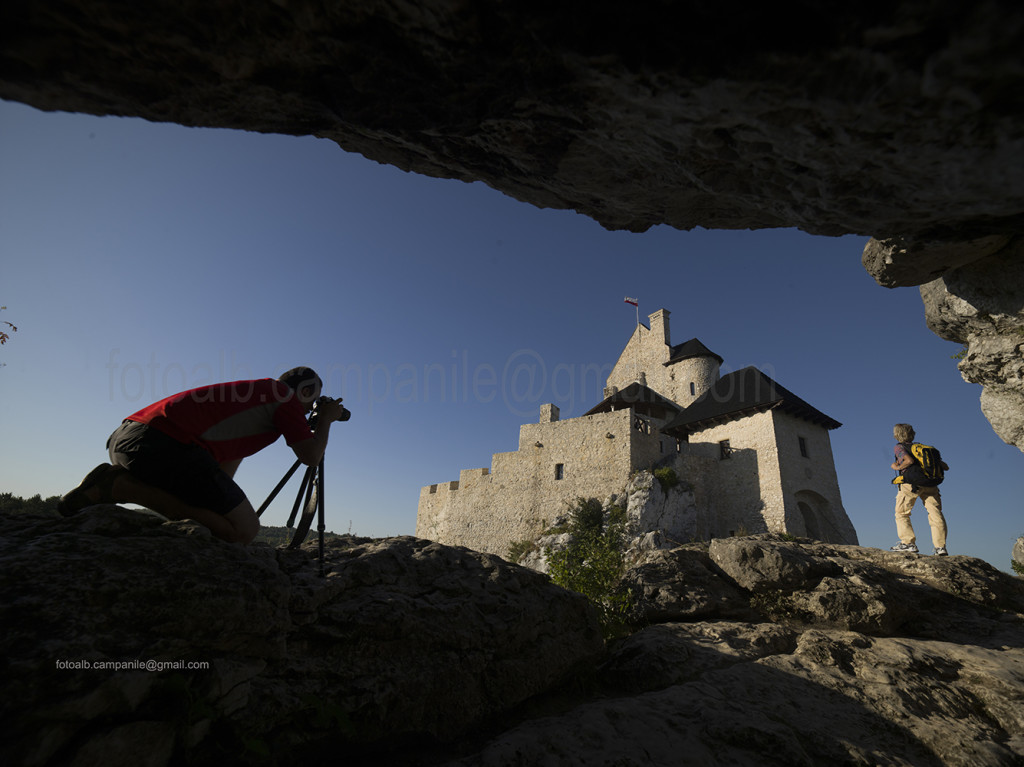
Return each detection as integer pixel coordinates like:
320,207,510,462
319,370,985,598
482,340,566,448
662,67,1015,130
0,493,60,514
546,497,631,637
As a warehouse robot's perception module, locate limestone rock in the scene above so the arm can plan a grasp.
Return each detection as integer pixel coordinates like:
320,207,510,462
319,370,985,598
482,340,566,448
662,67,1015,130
6,507,1024,766
511,531,570,574
1014,537,1024,569
4,1,1024,242
0,507,603,766
862,235,1011,289
624,469,700,545
620,545,755,624
919,239,1024,450
599,621,798,694
452,628,1024,767
451,534,1024,767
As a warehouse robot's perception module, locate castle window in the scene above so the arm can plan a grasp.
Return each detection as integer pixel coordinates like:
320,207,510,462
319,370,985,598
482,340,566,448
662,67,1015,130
555,463,564,480
799,437,809,458
719,440,732,460
690,382,696,396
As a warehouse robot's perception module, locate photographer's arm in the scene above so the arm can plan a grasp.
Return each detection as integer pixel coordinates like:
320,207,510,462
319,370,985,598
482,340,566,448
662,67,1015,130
291,397,349,467
292,420,333,467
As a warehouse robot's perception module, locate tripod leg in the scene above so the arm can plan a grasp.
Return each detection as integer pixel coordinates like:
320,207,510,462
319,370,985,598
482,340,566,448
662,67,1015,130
317,457,326,576
286,465,315,529
289,460,320,549
256,459,303,518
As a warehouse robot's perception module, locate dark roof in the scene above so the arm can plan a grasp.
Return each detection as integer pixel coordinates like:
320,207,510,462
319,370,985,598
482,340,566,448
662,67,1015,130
662,366,841,436
584,381,682,420
666,337,724,366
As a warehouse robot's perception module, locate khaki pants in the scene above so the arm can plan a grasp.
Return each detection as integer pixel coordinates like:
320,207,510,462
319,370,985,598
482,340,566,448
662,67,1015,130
894,484,947,548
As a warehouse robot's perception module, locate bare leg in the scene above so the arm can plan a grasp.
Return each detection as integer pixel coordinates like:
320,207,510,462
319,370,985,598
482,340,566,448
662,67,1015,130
224,501,260,544
112,472,258,544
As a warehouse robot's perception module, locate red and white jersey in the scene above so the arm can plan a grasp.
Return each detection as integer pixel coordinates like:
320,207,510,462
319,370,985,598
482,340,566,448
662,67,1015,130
126,379,314,463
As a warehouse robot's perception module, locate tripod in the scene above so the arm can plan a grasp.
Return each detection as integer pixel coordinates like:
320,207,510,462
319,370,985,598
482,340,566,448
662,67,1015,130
255,396,348,576
256,455,328,574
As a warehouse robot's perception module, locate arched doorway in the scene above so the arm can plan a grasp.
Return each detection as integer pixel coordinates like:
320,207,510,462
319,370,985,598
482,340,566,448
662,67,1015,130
798,501,821,540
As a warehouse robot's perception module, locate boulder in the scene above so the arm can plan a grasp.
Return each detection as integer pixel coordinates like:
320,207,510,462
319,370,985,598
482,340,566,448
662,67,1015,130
454,534,1024,767
452,628,1024,767
6,509,1024,766
0,507,603,766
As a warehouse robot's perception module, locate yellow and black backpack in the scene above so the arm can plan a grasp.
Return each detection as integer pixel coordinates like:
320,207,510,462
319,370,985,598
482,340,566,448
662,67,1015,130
893,442,945,487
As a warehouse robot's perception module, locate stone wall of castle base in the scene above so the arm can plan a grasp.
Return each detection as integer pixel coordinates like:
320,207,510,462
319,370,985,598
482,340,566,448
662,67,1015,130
416,410,640,557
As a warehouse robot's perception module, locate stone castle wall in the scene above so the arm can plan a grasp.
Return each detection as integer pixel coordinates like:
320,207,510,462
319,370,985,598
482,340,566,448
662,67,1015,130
772,412,858,543
417,408,660,556
683,410,855,543
606,312,669,396
417,404,856,555
682,412,782,537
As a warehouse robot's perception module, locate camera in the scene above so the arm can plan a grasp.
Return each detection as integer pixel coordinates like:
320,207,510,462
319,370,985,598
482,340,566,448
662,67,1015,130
310,396,351,425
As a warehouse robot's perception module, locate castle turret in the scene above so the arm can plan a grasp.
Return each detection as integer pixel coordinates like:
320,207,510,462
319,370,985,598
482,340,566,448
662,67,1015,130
665,338,723,406
605,308,722,407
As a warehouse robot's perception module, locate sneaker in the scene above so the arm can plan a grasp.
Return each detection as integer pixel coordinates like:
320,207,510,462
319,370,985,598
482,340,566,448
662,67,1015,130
57,463,124,517
934,547,948,556
890,542,919,553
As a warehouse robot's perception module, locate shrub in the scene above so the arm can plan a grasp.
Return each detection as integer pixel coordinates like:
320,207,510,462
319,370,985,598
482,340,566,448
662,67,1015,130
653,467,679,493
507,539,537,564
546,497,631,638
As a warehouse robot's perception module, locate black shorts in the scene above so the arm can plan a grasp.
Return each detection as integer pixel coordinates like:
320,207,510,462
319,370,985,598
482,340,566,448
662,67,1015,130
106,420,247,515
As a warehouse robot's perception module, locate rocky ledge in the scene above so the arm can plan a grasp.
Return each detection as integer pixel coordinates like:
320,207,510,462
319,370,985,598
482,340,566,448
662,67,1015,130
2,507,1023,766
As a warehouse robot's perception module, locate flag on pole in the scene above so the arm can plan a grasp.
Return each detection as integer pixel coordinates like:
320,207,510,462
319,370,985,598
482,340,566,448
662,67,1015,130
624,296,640,328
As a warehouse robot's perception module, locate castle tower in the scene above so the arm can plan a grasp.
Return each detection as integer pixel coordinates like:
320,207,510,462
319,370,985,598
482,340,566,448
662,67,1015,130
665,339,723,407
606,308,722,408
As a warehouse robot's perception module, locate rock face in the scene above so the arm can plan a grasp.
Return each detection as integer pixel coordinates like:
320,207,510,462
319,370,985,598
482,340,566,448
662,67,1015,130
0,507,603,766
4,507,1024,766
2,1,1022,241
624,470,702,545
2,1,1022,444
920,240,1024,450
456,536,1024,767
864,235,1024,450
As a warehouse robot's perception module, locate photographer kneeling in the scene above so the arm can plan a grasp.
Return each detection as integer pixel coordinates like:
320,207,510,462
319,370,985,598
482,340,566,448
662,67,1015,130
59,366,349,544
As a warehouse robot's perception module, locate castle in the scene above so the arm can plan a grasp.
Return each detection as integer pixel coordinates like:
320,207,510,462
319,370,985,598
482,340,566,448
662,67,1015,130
416,309,859,556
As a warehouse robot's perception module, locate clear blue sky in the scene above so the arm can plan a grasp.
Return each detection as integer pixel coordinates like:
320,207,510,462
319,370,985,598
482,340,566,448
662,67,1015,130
2,99,1020,571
